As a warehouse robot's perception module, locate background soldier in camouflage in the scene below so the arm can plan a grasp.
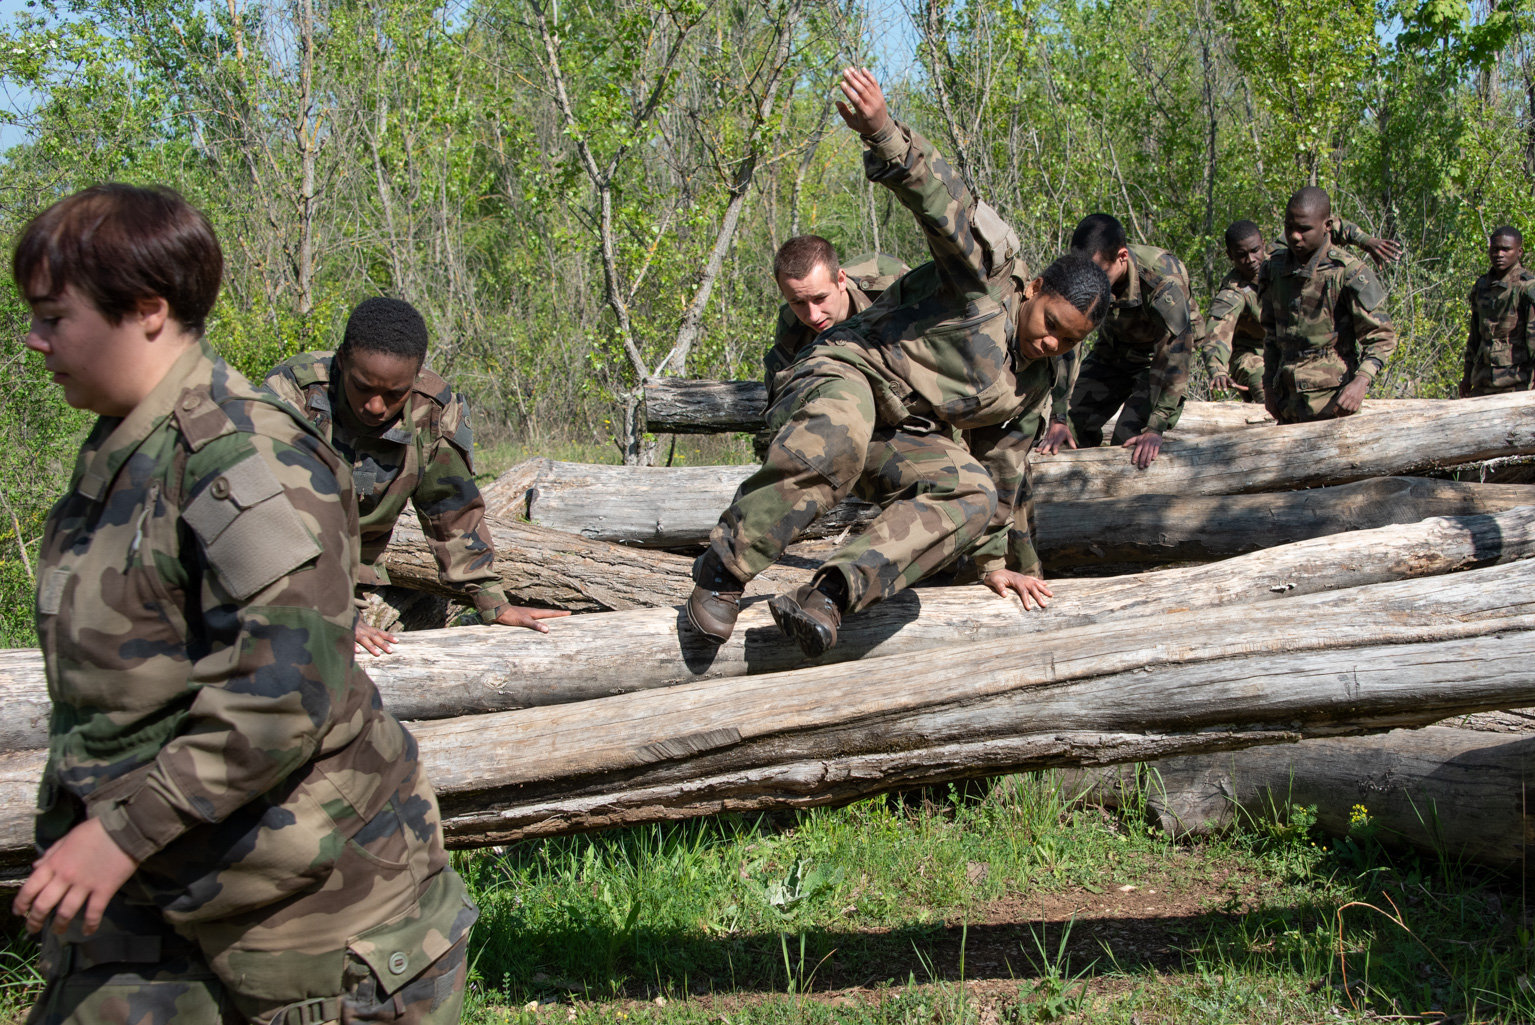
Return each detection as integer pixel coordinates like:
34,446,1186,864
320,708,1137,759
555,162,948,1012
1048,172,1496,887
13,184,476,1025
1460,225,1535,397
265,297,566,655
1036,214,1203,468
1260,186,1398,423
1201,219,1400,405
687,67,1109,660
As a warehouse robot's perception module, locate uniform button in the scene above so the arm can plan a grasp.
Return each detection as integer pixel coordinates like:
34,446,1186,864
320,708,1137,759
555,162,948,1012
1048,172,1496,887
180,395,200,411
210,477,230,500
388,952,409,975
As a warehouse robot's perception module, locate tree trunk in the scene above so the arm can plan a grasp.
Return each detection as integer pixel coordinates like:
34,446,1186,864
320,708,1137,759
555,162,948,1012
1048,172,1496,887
1064,714,1535,872
4,507,1531,756
497,394,1535,546
1038,477,1535,567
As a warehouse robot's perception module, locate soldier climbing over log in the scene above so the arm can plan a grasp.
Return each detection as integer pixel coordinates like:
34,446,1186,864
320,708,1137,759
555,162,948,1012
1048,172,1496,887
686,66,1110,660
264,298,568,655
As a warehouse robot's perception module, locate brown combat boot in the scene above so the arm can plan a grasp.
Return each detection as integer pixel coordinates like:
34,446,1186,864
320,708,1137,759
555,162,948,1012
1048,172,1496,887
769,582,843,659
687,550,745,644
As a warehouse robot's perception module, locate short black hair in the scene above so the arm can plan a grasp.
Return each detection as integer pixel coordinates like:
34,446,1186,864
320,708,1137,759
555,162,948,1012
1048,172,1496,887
1038,253,1111,327
1224,220,1262,249
339,297,429,364
1069,214,1126,261
1287,186,1331,218
14,183,223,335
1492,225,1524,246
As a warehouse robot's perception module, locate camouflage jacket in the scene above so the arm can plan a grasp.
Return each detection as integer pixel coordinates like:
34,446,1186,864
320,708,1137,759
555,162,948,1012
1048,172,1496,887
34,341,444,926
1060,244,1202,435
1260,245,1396,394
1200,219,1373,377
1462,266,1535,392
763,253,910,405
264,351,510,623
812,116,1043,577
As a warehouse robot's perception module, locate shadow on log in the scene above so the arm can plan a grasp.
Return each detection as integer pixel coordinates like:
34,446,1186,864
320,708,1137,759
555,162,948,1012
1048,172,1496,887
494,393,1535,546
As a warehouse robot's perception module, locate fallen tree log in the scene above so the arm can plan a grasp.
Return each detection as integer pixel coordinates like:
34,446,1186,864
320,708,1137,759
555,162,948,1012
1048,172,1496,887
1038,476,1535,566
0,560,1532,866
1062,716,1535,872
6,508,1530,754
490,393,1535,544
642,378,1445,436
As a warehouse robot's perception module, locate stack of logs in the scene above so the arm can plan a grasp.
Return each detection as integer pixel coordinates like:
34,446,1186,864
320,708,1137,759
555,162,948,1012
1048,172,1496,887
3,389,1535,876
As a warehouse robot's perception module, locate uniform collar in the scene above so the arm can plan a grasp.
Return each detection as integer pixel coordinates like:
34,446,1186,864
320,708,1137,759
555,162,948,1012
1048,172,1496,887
76,340,212,501
846,281,874,316
1486,264,1526,288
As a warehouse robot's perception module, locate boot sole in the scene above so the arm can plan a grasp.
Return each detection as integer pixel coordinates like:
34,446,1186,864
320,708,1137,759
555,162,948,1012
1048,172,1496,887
685,596,733,645
768,594,835,659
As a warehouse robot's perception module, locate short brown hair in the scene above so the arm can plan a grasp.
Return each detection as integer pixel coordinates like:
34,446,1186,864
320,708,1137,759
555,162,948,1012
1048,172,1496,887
774,235,839,281
13,183,223,334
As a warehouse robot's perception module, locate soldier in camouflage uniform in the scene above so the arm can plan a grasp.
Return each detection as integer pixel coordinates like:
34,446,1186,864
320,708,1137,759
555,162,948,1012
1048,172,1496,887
265,298,566,655
1035,215,1203,469
1201,219,1400,405
13,184,475,1025
686,67,1110,659
1260,187,1398,423
1460,225,1535,397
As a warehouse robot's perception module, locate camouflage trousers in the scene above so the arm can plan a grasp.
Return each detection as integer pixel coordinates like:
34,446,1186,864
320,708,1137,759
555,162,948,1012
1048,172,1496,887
1225,351,1266,404
1468,382,1529,397
704,355,997,613
1066,348,1185,448
26,868,477,1025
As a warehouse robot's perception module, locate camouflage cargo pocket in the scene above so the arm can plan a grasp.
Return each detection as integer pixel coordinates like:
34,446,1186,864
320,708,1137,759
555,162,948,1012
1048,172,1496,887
1484,339,1519,368
1281,360,1346,393
342,870,480,1024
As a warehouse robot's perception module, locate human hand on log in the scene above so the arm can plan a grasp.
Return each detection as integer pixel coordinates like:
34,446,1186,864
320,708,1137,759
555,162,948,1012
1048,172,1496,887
356,621,397,656
1210,372,1246,395
13,818,136,936
836,67,891,137
1336,377,1370,415
1034,421,1076,455
982,569,1053,610
494,606,572,633
1123,430,1163,469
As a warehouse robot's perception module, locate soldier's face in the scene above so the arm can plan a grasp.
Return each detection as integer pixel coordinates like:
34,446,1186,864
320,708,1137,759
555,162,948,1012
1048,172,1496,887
1227,233,1266,282
24,283,194,417
1284,205,1329,262
1015,285,1097,361
778,264,851,333
1089,248,1131,289
1490,235,1523,274
339,349,420,428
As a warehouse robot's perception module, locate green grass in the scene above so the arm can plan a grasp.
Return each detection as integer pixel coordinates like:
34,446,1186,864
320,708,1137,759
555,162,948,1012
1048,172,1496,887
3,773,1531,1023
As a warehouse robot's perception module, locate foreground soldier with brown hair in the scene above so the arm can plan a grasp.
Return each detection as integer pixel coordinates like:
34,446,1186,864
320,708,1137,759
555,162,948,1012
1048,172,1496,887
1261,186,1398,423
1460,225,1535,397
687,67,1110,659
13,185,475,1025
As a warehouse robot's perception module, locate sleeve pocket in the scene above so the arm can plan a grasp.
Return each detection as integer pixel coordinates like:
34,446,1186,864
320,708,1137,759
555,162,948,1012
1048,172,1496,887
185,455,322,600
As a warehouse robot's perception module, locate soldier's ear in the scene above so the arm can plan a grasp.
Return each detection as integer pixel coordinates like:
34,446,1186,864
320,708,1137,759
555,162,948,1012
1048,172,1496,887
1022,276,1043,301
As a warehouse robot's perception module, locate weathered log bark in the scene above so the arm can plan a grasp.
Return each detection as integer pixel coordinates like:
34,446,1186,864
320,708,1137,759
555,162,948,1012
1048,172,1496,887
7,507,1530,756
1063,714,1535,872
643,378,1445,436
491,394,1535,545
0,561,1532,866
1038,477,1535,566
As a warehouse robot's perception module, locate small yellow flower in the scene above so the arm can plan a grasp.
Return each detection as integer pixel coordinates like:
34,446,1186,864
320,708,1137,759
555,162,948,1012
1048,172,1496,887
1349,804,1369,826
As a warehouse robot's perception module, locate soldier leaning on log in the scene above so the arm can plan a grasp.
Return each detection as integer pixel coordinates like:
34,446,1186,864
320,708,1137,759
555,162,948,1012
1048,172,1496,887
263,298,567,655
1460,225,1535,397
1260,186,1398,424
1201,217,1400,406
756,239,909,457
13,184,476,1025
687,67,1110,660
1034,214,1204,469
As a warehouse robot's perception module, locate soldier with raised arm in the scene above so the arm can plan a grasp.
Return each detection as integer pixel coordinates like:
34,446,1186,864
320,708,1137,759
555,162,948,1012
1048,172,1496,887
1460,225,1535,397
264,298,566,655
1261,186,1398,423
686,67,1110,659
1035,214,1203,469
1202,218,1400,405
